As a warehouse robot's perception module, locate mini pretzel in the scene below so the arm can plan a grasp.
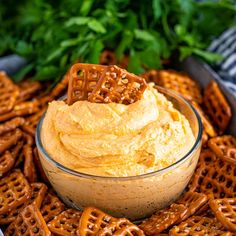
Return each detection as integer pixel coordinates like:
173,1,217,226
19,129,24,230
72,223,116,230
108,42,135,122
48,209,82,236
190,150,236,198
0,182,47,225
169,216,231,236
0,71,19,115
67,63,107,104
0,117,25,136
191,101,217,137
209,198,236,232
203,81,231,133
156,70,202,103
99,50,117,66
89,65,147,104
141,70,159,84
0,169,31,214
5,203,51,236
77,207,116,236
208,135,236,158
23,145,37,183
0,141,23,175
97,218,144,236
0,129,22,155
139,204,188,235
40,191,65,223
0,100,40,122
176,191,208,221
17,80,42,103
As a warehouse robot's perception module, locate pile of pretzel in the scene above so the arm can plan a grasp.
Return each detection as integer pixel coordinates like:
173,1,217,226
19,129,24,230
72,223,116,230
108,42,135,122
0,51,236,235
139,69,236,235
67,63,147,105
0,71,69,235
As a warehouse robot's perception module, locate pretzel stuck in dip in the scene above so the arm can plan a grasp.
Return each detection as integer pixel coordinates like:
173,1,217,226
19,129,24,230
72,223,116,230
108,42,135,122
67,63,147,105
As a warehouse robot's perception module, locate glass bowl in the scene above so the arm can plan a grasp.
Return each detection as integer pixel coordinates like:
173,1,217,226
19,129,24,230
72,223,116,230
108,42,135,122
36,86,202,221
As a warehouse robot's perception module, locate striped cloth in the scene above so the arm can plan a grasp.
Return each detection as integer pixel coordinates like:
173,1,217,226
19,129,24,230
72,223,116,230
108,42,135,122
208,26,236,94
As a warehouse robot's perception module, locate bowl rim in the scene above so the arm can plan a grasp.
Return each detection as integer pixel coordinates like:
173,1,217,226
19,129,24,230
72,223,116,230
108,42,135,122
35,86,203,181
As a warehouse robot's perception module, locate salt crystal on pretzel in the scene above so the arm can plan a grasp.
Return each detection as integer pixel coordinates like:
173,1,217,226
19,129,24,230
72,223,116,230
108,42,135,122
0,169,31,215
169,216,232,236
77,207,116,236
209,198,236,232
0,182,47,225
0,141,23,175
97,218,132,236
67,63,107,105
0,71,19,115
48,208,82,236
5,203,51,236
139,203,188,235
97,218,145,236
0,128,22,155
89,65,147,104
40,191,65,223
203,81,231,133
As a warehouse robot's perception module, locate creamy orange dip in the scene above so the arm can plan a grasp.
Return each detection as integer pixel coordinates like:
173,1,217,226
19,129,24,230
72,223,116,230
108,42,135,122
41,84,195,177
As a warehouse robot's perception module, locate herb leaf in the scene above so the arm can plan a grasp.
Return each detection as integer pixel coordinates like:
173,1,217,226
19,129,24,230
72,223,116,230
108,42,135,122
0,0,235,81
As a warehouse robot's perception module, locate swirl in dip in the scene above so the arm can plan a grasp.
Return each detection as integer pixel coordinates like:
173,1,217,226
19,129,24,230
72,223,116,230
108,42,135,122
41,83,195,177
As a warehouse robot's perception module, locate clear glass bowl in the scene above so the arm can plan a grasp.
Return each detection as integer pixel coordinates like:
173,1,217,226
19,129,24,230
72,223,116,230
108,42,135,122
36,87,202,221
